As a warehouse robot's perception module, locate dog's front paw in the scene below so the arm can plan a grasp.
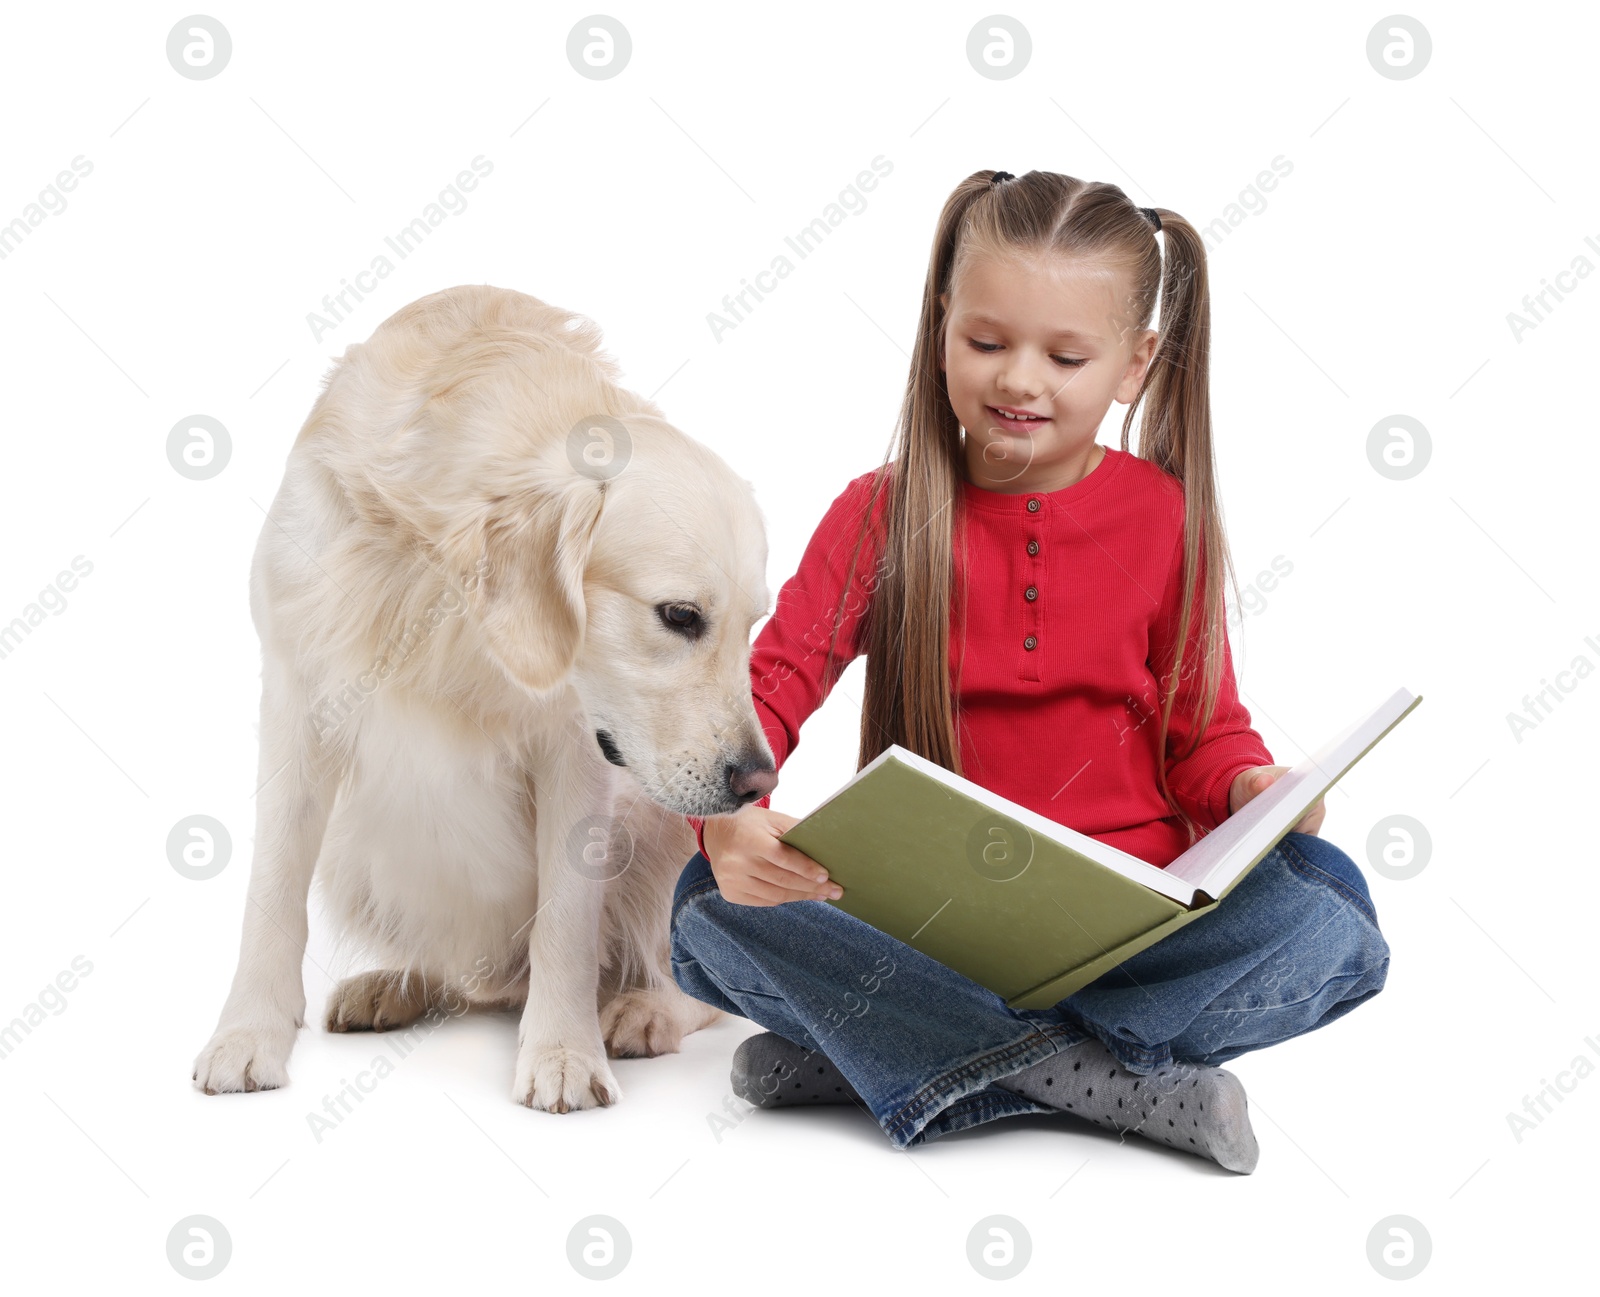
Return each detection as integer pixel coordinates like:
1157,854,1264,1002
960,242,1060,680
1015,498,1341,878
192,1021,298,1095
513,1043,620,1113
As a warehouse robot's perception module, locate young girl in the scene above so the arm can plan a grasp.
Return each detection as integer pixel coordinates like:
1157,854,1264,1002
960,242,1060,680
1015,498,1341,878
672,169,1390,1174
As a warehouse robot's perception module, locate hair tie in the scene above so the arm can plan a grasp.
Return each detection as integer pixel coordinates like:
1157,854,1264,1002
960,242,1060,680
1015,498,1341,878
1140,206,1162,232
989,170,1015,187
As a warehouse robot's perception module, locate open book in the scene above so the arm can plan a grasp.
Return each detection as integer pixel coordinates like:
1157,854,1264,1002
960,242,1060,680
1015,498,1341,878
777,687,1422,1010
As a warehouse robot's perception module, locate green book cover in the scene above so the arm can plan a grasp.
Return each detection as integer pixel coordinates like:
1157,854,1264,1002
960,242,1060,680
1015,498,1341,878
779,687,1422,1010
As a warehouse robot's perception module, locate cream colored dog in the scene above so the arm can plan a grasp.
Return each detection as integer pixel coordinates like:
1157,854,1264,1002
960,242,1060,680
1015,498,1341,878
192,285,776,1111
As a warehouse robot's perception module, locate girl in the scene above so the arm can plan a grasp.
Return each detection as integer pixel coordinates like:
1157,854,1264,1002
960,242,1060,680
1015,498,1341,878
672,169,1390,1174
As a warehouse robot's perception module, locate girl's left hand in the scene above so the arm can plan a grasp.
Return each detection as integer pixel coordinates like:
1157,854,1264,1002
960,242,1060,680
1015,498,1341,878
1229,765,1325,836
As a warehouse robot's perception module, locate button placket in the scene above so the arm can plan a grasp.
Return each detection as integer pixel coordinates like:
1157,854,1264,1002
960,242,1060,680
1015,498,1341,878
1021,499,1042,679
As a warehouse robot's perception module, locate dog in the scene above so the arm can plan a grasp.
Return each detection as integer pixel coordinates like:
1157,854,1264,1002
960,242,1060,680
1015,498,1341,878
192,284,777,1111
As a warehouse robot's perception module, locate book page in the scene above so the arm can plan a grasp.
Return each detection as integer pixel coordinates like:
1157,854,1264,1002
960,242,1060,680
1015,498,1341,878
1162,687,1421,896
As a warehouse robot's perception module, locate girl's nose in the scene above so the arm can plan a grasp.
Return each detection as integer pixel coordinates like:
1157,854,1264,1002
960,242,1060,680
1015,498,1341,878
998,371,1042,401
996,357,1044,399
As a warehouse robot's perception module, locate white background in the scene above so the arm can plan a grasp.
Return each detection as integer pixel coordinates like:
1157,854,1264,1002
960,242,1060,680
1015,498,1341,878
1,1,1593,1291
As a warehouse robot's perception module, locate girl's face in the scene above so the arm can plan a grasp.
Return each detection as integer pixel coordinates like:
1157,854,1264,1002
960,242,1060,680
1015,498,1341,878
939,249,1157,494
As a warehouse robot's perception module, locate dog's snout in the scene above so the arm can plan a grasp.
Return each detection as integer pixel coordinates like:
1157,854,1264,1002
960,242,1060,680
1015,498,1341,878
726,758,778,805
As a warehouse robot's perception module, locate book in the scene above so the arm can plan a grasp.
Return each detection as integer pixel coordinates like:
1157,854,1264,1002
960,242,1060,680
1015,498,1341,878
777,686,1422,1010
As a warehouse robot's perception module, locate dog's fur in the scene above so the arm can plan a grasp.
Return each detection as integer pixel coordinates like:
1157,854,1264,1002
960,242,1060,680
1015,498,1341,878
192,285,776,1111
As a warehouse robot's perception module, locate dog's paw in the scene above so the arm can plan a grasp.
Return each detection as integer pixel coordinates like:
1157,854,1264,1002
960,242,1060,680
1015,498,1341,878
600,986,723,1058
192,1022,297,1095
513,1043,621,1113
326,970,433,1033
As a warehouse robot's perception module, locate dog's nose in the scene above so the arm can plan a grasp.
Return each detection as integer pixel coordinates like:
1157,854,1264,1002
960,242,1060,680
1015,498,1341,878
726,759,778,805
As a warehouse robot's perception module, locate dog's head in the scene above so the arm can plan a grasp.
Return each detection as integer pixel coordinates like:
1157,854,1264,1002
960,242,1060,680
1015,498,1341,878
473,414,777,818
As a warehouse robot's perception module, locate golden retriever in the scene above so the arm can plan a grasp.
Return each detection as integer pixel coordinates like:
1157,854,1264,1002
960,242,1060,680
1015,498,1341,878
192,284,776,1111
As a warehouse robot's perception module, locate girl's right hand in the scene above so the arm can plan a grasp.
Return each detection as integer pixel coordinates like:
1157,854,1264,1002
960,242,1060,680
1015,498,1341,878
701,806,843,906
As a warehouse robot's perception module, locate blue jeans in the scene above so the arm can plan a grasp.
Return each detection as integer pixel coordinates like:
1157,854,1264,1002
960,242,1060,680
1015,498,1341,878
670,831,1390,1150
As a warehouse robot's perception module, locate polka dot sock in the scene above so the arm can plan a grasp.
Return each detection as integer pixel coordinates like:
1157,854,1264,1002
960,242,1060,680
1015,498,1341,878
731,1031,862,1107
995,1036,1260,1173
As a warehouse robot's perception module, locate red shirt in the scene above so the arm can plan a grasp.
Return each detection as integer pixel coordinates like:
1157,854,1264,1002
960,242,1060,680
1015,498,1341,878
688,446,1274,869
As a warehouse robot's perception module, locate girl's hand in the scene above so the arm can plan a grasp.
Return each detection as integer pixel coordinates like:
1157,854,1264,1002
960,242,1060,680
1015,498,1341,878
701,806,843,906
1229,765,1326,836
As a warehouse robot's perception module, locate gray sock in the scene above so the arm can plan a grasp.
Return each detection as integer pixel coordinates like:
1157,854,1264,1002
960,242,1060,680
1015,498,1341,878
731,1031,862,1107
996,1036,1260,1174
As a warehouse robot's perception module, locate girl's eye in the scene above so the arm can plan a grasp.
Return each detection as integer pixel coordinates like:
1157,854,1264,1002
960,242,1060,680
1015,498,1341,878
968,340,1085,367
656,603,704,638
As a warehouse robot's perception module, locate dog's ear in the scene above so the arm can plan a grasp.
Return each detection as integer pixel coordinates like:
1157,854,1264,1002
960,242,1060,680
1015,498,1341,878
476,476,606,694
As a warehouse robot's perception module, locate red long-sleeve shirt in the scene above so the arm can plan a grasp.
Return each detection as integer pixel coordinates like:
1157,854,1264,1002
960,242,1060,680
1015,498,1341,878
688,447,1274,869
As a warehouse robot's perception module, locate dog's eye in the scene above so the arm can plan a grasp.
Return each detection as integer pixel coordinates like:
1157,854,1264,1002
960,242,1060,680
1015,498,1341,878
656,603,704,639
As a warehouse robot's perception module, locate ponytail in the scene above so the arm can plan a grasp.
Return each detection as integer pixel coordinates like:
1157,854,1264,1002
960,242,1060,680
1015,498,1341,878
818,175,992,776
1120,208,1237,848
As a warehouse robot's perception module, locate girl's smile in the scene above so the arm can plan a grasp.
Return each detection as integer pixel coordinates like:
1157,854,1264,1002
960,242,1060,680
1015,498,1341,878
987,403,1050,429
